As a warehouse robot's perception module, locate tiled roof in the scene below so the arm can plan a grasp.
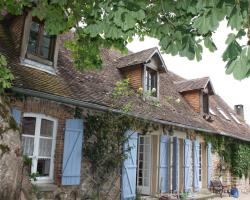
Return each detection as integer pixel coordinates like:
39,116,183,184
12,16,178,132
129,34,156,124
170,73,250,141
115,47,158,69
0,22,216,134
174,77,210,93
209,95,250,141
2,19,250,141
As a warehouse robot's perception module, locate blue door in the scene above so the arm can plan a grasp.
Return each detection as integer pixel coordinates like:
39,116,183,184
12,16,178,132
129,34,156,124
121,130,138,200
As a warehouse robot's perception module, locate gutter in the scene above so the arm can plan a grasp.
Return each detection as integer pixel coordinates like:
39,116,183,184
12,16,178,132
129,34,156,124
220,131,250,142
12,87,218,134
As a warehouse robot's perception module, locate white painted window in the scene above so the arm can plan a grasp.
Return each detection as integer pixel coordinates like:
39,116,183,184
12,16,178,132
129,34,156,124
137,135,151,195
217,107,230,120
22,113,57,183
209,108,216,116
230,113,241,124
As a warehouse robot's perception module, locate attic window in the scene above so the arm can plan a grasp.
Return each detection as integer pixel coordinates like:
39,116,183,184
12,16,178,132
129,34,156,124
230,113,241,124
145,67,158,97
217,107,230,120
209,108,216,116
27,19,56,64
202,93,209,114
20,12,59,74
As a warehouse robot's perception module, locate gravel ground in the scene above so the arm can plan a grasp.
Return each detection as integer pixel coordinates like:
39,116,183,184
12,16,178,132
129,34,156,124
212,193,250,200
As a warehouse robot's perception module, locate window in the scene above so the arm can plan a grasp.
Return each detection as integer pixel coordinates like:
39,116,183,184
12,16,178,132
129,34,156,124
27,19,56,63
217,107,230,120
202,93,209,114
145,68,158,97
22,113,57,182
230,113,241,124
20,12,59,74
209,108,216,116
137,135,151,195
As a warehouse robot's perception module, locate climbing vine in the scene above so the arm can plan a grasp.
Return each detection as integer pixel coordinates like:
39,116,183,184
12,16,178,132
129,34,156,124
82,79,154,199
204,134,250,178
0,54,14,94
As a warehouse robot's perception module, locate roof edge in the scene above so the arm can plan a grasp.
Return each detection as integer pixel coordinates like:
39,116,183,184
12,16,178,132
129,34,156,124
11,87,217,134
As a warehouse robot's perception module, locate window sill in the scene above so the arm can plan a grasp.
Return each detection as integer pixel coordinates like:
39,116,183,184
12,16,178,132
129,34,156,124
144,94,159,101
34,183,58,192
20,58,56,75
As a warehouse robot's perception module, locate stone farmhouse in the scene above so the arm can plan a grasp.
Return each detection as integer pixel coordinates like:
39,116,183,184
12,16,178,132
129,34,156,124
0,10,250,200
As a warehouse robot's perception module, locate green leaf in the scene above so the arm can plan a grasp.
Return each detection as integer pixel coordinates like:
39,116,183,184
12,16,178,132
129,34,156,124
204,37,217,52
222,41,241,61
228,5,243,30
225,33,236,45
225,59,237,75
230,47,250,80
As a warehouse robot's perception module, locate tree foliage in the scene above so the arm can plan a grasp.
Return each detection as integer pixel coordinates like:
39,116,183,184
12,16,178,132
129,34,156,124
1,0,250,79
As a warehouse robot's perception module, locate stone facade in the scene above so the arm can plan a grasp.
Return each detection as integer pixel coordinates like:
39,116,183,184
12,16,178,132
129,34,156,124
211,152,250,193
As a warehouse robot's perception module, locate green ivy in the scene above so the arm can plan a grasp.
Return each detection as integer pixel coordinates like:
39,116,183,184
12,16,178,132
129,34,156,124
0,54,14,94
204,134,250,178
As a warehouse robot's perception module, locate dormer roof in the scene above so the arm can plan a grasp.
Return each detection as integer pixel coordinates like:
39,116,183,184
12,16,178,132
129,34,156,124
174,77,215,95
116,47,167,72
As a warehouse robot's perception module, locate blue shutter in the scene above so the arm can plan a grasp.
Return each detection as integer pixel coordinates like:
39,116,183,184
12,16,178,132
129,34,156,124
172,137,179,192
193,141,200,191
159,135,169,193
121,130,138,200
184,139,191,192
61,119,84,185
11,108,21,125
207,143,212,188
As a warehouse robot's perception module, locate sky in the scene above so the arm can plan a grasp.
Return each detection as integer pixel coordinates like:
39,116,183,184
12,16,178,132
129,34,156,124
127,22,250,124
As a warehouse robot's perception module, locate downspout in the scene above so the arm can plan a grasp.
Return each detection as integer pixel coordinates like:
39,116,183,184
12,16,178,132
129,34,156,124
12,87,217,134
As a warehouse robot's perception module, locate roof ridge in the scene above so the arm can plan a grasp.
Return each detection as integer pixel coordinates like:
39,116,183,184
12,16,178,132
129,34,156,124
174,76,210,84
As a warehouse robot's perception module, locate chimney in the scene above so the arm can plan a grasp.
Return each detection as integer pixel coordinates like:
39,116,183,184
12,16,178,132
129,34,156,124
234,104,244,119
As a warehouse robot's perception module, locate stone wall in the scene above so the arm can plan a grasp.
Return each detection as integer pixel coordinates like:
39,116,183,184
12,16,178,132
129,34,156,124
0,96,24,200
211,152,250,192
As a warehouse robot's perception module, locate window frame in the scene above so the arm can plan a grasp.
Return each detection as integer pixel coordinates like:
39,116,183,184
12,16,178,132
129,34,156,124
26,18,56,63
217,107,231,121
144,65,159,99
202,93,209,115
20,11,59,74
230,113,241,124
22,113,58,183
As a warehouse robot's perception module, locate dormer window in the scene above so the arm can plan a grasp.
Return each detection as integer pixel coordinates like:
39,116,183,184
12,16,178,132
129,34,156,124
145,67,158,97
20,12,59,74
27,19,56,63
202,93,209,114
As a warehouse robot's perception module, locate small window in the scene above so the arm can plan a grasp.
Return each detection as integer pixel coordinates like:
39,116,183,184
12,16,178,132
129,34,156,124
27,19,56,63
209,108,216,116
230,113,241,124
217,107,230,120
145,68,158,97
202,93,209,114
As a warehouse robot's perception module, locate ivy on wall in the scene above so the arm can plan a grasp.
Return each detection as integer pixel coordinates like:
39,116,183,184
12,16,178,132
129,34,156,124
0,54,13,94
204,133,250,178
